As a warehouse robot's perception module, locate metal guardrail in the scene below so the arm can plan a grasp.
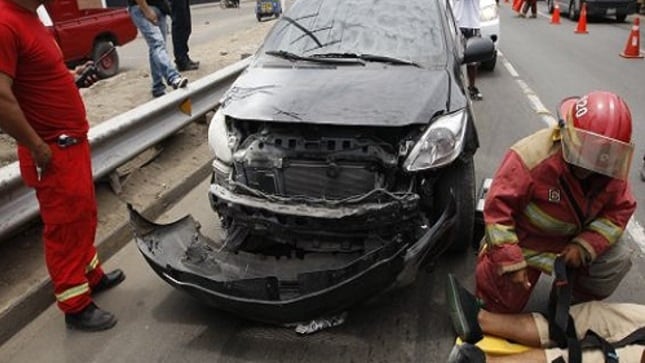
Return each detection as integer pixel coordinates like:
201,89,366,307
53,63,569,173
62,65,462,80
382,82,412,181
0,57,251,242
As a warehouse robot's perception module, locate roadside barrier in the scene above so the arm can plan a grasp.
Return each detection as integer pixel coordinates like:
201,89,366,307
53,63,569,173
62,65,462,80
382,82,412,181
0,57,251,242
620,17,643,58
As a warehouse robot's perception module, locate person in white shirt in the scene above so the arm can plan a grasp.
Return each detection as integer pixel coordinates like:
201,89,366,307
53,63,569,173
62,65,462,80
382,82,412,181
452,0,483,100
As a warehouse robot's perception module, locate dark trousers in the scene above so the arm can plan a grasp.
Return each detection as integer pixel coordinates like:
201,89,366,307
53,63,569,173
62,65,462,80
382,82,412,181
171,0,192,63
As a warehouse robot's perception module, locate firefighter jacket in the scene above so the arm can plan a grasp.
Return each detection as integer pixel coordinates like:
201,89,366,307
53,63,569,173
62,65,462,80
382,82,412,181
483,127,636,275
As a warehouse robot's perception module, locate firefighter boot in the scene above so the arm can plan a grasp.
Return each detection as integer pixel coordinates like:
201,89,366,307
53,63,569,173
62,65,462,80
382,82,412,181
65,302,117,331
92,269,126,294
447,343,486,363
446,274,484,344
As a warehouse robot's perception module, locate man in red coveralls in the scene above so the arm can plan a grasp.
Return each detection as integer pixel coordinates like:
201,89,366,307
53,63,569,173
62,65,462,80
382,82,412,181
476,91,636,313
0,0,125,331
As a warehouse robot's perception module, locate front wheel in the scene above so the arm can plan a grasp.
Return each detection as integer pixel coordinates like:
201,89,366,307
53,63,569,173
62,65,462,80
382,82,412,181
616,14,627,22
92,40,118,79
568,0,579,20
436,155,476,252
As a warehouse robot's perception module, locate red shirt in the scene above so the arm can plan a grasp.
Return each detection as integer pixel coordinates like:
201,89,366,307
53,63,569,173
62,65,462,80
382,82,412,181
0,0,88,141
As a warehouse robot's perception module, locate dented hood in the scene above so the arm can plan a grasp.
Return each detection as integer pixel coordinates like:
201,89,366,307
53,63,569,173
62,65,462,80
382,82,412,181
220,64,451,126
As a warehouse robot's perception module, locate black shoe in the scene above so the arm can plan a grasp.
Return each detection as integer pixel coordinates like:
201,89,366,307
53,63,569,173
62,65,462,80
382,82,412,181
152,89,166,98
92,269,125,294
176,59,200,71
447,343,486,363
65,302,117,331
446,274,484,344
468,87,483,101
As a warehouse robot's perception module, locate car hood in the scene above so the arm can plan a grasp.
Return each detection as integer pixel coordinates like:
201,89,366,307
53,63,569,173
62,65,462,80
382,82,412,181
220,64,452,127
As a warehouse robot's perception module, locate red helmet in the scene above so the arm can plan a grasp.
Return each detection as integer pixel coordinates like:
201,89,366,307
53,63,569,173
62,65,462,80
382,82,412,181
559,91,632,142
558,91,634,180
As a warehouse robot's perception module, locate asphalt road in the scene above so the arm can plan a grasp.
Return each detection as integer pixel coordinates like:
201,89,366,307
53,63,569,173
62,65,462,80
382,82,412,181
1,2,644,362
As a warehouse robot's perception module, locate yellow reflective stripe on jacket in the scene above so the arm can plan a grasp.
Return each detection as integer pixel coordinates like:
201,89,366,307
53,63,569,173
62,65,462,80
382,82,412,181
588,218,623,244
55,282,90,302
522,248,558,273
523,202,578,235
485,224,518,245
85,253,100,273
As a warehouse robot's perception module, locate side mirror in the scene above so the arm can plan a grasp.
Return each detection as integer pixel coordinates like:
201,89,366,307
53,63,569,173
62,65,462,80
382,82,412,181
462,37,495,65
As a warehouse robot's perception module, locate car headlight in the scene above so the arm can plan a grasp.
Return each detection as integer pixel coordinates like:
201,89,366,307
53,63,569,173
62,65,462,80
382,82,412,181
207,109,234,163
403,109,467,172
480,4,498,22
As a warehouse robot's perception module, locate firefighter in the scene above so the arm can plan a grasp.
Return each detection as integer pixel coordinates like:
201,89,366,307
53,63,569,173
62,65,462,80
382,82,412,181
0,0,125,331
476,91,636,313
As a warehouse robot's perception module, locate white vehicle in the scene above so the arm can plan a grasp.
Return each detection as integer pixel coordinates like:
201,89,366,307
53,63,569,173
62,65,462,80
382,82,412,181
479,0,500,70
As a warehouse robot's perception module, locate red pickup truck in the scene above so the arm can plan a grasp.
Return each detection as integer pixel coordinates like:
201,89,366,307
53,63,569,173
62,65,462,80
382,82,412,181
37,0,137,78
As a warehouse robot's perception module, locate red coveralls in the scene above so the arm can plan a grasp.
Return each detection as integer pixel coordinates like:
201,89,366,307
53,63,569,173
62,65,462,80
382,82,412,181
0,0,106,314
476,127,636,313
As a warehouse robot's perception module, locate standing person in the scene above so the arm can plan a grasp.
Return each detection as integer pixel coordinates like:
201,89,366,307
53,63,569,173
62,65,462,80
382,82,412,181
476,91,636,314
128,0,188,98
171,0,199,71
452,0,483,101
0,0,125,331
519,0,537,18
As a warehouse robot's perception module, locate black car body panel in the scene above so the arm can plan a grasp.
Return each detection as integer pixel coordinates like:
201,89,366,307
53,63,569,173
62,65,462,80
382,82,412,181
132,0,493,325
222,67,452,127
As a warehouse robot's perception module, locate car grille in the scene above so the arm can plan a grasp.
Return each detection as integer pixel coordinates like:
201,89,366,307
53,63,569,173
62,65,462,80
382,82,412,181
243,161,378,200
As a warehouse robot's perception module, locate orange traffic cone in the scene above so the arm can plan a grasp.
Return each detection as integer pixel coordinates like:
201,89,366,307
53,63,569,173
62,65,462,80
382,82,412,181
620,17,644,59
574,3,588,33
550,4,561,24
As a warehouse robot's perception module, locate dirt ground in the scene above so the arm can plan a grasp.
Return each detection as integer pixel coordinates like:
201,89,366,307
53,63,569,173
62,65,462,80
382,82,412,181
0,19,273,167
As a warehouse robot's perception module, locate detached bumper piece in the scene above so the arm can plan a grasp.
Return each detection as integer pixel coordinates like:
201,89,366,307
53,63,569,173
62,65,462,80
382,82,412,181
128,196,456,325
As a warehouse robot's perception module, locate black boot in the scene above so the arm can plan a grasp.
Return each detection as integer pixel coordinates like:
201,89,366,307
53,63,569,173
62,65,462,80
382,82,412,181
65,302,117,331
447,343,486,363
92,269,125,294
446,274,484,344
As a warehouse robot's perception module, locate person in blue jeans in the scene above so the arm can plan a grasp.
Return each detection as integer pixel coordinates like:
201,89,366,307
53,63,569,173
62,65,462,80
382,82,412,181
128,0,188,98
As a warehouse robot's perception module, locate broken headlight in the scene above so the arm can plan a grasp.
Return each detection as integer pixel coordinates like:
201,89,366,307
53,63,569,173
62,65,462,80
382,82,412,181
403,109,466,172
208,109,234,164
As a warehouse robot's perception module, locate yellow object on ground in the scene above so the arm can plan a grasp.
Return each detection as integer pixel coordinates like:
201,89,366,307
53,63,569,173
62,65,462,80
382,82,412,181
456,335,532,355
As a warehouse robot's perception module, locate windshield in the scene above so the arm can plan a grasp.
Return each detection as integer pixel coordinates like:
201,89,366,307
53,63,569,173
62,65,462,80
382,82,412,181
257,0,447,68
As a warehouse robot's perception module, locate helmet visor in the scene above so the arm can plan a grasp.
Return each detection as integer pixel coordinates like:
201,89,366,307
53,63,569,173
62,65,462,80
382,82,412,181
561,125,634,180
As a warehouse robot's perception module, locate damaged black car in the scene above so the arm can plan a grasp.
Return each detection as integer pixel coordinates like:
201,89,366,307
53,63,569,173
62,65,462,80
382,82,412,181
130,0,494,326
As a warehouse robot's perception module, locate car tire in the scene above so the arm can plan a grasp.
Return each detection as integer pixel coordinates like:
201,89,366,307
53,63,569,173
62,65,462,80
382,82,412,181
616,14,627,22
437,155,476,253
92,40,119,79
480,51,497,71
568,0,579,20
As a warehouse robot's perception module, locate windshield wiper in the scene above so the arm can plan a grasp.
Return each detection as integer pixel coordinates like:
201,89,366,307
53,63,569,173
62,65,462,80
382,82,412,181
311,53,421,67
265,50,365,65
281,16,323,48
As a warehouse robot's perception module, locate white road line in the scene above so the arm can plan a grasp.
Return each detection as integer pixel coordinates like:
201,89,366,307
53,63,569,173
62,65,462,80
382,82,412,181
499,51,645,250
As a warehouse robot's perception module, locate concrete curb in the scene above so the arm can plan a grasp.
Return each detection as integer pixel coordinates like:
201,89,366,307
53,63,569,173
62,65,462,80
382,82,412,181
0,123,213,346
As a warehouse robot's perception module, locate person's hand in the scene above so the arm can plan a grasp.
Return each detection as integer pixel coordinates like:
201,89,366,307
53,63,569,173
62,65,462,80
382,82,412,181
143,7,158,24
560,244,583,268
74,61,99,88
508,268,532,290
31,141,52,176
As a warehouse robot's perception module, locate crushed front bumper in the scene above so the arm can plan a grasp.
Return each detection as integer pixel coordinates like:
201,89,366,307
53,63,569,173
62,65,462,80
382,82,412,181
128,192,456,325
